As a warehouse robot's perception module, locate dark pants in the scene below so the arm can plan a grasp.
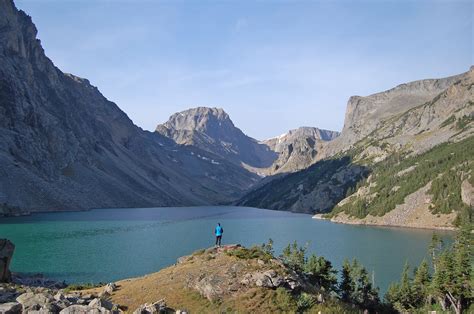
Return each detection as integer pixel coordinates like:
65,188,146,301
215,235,222,246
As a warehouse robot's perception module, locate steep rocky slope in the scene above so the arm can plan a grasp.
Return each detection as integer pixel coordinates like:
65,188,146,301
238,68,473,227
0,0,258,215
321,70,466,157
156,107,277,168
262,127,339,174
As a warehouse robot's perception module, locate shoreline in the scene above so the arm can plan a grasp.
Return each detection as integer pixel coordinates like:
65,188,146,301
1,205,456,231
312,214,457,232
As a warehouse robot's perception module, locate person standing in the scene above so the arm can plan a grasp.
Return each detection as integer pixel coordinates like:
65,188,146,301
215,223,223,247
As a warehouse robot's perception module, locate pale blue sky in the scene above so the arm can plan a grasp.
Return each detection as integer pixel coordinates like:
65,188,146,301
16,0,473,139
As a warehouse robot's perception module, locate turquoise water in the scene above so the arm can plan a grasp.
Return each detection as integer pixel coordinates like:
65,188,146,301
0,206,452,294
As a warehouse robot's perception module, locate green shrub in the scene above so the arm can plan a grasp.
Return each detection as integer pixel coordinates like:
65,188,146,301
296,293,316,311
273,287,296,311
63,282,104,293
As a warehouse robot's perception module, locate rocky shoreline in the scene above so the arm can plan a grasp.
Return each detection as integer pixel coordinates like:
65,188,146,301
0,237,188,313
312,214,457,231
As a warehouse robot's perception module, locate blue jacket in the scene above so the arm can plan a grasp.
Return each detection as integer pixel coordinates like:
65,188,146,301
215,225,223,236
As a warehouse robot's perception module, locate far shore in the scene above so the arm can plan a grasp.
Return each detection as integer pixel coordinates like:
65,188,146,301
312,214,457,232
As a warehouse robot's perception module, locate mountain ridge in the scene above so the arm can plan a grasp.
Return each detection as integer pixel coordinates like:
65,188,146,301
237,67,473,228
0,0,259,215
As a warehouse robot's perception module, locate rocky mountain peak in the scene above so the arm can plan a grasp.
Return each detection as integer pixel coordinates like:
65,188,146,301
156,107,278,168
0,1,49,66
157,107,234,136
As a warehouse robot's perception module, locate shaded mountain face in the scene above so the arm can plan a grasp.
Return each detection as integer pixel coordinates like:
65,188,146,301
156,107,277,168
0,0,259,215
238,68,474,221
262,127,339,174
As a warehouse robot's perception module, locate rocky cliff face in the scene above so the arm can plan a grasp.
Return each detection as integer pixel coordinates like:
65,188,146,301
322,71,466,157
0,0,259,214
0,239,14,282
156,107,277,168
262,127,339,174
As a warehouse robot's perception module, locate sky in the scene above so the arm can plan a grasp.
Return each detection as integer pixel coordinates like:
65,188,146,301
16,0,473,140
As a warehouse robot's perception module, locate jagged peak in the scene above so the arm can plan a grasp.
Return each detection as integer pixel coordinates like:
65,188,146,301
157,106,234,133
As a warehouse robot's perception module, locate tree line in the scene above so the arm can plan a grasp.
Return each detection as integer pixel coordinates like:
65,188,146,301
264,222,472,313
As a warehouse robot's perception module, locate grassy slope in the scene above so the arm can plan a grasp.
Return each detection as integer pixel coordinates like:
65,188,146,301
82,246,357,313
329,136,473,224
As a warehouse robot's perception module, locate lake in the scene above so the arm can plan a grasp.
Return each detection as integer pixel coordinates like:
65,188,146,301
0,206,453,294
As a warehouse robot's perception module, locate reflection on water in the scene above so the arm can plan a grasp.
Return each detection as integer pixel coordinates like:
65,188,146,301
0,206,453,294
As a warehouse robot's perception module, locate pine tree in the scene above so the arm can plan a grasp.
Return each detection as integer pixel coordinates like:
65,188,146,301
304,254,337,292
397,262,414,310
412,259,431,307
430,224,472,314
338,259,353,303
281,241,306,271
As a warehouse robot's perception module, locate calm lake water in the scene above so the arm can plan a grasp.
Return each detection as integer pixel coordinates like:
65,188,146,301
0,206,453,294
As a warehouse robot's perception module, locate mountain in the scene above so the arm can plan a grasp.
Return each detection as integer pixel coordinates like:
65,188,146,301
0,0,258,215
238,68,474,228
262,127,339,174
156,107,277,168
320,71,466,158
157,108,340,175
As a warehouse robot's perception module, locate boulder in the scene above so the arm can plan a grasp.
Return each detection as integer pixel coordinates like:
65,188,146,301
133,299,169,313
193,274,224,301
60,304,110,314
16,292,54,312
241,270,284,289
0,302,22,314
0,239,15,282
103,283,117,294
89,297,114,310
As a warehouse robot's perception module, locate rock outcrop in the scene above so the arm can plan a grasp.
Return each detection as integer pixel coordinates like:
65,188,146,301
261,127,339,174
461,179,474,207
0,0,259,215
0,239,14,282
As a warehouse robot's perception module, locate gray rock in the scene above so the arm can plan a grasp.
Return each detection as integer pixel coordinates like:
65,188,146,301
16,292,54,311
0,302,21,314
262,127,339,174
0,239,15,282
89,298,113,310
60,304,110,314
133,300,168,314
461,179,473,207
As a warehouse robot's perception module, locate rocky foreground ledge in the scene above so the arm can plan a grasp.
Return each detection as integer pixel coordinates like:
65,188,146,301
0,243,346,313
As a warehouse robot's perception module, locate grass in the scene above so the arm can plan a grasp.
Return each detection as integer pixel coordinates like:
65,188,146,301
225,245,273,262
